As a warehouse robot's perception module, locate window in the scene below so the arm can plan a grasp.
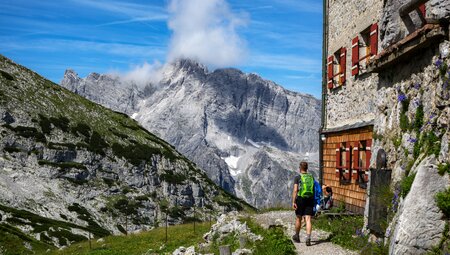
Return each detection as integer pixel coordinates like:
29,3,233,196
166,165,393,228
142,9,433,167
351,23,378,76
335,142,351,183
351,140,372,183
327,47,347,89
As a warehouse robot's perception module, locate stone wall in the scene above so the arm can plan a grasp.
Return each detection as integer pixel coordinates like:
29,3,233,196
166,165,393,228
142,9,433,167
325,0,384,129
370,39,450,254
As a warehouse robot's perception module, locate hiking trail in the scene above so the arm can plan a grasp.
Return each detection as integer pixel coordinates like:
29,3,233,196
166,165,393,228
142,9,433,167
253,211,357,255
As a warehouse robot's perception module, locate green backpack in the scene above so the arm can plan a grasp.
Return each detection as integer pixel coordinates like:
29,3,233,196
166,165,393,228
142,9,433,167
297,173,314,198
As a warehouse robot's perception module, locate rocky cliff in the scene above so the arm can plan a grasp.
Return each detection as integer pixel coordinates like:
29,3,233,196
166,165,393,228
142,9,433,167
0,55,250,251
61,59,321,208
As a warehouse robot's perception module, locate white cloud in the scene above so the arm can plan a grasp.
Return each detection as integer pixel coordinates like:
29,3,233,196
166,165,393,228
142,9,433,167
166,0,248,68
121,61,164,87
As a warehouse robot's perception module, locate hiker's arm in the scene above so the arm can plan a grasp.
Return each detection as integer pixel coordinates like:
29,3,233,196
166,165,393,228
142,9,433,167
292,183,298,209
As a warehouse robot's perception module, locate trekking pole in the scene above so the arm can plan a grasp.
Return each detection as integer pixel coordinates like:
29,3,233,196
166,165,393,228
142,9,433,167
89,232,91,250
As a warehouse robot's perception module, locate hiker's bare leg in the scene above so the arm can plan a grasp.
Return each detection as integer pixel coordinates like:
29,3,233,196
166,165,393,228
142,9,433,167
295,216,302,235
304,215,312,235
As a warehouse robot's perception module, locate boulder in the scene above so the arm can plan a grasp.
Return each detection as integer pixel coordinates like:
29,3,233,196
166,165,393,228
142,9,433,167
390,156,449,254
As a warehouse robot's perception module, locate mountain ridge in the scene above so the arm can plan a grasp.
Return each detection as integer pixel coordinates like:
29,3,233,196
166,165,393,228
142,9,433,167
61,58,322,208
0,54,251,250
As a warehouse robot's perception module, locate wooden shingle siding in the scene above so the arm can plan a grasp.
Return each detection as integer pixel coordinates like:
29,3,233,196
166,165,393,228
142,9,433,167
322,126,373,214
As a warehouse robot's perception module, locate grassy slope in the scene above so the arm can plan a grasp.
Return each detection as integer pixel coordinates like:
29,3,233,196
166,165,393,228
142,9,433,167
46,217,296,255
49,222,212,255
0,55,254,251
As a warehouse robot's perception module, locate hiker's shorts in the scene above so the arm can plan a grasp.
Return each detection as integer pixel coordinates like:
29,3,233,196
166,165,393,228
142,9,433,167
295,196,314,216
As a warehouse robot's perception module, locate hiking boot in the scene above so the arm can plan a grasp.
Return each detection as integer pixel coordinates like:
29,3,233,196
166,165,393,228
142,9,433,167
306,238,311,246
292,234,300,243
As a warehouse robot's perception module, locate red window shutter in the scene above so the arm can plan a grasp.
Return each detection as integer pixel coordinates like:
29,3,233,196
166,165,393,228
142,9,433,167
327,55,334,89
344,144,351,180
340,47,347,85
351,36,359,76
352,142,359,180
335,143,341,178
370,23,378,57
345,144,351,169
365,139,372,169
419,3,426,18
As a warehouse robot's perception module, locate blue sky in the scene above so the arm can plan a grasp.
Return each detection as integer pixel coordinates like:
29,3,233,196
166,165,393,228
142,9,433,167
0,0,323,98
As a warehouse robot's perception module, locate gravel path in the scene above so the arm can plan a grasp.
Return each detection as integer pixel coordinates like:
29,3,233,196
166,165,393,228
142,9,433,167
253,211,357,255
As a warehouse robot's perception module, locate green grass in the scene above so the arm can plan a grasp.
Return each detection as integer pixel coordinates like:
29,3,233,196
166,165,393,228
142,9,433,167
47,222,212,255
436,188,450,218
400,173,416,198
438,163,450,176
0,223,52,255
0,203,110,245
246,218,296,255
313,214,368,251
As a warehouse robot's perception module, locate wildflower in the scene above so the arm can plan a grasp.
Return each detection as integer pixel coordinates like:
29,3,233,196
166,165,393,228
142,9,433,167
444,81,449,90
435,59,443,68
407,137,417,143
397,93,407,102
414,83,421,90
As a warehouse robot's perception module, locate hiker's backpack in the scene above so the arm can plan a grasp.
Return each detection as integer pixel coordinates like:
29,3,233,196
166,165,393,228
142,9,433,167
297,173,314,198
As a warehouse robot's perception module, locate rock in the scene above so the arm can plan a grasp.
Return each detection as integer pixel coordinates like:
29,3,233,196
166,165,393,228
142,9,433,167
172,246,196,255
232,248,252,255
60,59,321,208
439,132,449,162
380,0,450,48
389,156,449,254
96,238,104,243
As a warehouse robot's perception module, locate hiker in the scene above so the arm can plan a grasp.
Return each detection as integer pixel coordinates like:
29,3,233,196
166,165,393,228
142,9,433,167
292,161,315,246
322,185,333,210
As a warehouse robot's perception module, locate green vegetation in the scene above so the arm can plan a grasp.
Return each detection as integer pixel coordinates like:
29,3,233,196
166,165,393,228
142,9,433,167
2,124,46,143
112,142,162,166
436,188,450,218
399,99,410,132
0,69,15,81
426,222,450,255
160,170,187,184
438,163,450,176
393,137,402,149
400,173,416,198
3,146,23,153
0,203,109,248
68,203,110,237
246,218,295,255
48,222,212,255
38,160,87,171
413,104,424,133
313,214,368,251
0,223,52,255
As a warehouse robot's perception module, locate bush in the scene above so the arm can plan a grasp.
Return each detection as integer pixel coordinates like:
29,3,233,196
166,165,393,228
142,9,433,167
413,105,424,133
401,173,416,198
436,188,450,218
438,163,450,176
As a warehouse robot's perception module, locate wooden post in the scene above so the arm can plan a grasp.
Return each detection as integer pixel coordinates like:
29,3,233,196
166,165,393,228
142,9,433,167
125,215,128,236
165,212,168,243
219,245,231,255
89,232,92,250
193,202,196,234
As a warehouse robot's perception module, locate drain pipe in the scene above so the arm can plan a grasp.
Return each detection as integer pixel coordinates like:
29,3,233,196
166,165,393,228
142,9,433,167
319,0,328,186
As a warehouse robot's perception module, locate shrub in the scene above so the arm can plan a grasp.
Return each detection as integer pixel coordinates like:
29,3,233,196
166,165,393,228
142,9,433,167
438,163,450,176
436,188,450,218
413,105,424,133
401,173,416,198
71,123,91,137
